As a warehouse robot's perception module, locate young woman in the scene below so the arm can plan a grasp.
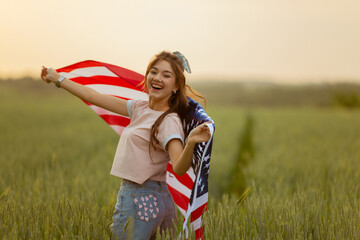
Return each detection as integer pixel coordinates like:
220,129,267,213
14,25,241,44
41,51,211,239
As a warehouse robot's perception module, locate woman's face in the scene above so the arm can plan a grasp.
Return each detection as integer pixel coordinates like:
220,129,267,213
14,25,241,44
146,60,178,104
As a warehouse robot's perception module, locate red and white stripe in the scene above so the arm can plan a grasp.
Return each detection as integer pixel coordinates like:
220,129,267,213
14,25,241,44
56,60,207,239
57,60,147,135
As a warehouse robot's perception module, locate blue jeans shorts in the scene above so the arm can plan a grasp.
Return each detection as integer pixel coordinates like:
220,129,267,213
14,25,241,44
111,179,177,240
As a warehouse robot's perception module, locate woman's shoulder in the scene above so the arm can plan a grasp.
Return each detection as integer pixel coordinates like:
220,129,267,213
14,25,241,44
163,112,182,124
132,99,149,110
133,99,148,105
127,100,149,119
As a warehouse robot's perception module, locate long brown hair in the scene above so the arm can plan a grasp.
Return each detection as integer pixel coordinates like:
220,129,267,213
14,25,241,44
140,51,206,152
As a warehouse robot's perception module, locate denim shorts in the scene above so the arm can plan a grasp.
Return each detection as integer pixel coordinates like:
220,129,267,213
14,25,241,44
111,179,177,240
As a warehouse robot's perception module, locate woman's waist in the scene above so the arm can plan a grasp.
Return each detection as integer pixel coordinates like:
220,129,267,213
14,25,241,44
122,178,168,192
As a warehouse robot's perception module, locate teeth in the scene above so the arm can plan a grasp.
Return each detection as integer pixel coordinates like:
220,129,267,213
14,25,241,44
151,84,163,89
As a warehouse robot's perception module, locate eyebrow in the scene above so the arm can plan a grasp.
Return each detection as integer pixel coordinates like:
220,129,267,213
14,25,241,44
151,67,173,75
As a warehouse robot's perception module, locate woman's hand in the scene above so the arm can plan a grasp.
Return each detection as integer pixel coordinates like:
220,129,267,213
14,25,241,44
41,66,61,84
168,121,212,176
187,121,212,144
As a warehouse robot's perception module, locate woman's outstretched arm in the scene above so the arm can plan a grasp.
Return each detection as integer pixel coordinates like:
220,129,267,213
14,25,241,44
167,122,211,176
41,67,128,116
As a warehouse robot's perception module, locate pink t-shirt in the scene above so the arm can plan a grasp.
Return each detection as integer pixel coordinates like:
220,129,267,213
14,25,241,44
110,100,185,184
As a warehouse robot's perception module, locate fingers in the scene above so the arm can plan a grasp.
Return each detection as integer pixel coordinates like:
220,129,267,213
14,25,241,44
199,122,211,139
202,121,212,138
41,67,49,82
40,66,55,83
189,121,213,143
201,121,209,128
203,125,210,136
201,121,212,130
197,122,211,135
41,66,47,79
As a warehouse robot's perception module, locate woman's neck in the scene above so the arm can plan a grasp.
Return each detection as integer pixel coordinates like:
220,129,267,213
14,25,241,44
148,97,170,111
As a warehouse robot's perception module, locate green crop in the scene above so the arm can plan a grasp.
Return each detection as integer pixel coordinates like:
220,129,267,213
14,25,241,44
1,82,359,239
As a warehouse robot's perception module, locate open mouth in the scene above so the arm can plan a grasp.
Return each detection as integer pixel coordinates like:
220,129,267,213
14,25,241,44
151,84,163,90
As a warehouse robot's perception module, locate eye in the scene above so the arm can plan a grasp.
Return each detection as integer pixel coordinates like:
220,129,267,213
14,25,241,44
164,75,171,78
150,70,157,74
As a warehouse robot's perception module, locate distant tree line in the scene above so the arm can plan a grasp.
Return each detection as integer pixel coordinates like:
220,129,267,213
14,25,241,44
2,77,360,109
191,81,360,109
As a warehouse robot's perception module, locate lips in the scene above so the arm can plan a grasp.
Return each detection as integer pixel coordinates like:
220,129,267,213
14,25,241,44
151,83,163,90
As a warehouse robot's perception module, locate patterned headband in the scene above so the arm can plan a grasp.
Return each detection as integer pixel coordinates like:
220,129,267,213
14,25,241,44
173,51,192,73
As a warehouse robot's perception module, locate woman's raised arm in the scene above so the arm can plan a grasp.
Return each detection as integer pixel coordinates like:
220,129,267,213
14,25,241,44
167,122,212,176
41,67,129,116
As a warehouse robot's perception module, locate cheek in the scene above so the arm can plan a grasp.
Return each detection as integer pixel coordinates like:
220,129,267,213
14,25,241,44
145,76,151,88
168,78,177,89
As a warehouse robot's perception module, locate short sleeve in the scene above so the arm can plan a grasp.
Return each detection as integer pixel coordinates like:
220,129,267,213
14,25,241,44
127,100,133,118
157,115,185,151
128,100,147,120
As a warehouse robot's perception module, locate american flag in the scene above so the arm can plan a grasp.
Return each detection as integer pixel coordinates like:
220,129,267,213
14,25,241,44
57,60,215,239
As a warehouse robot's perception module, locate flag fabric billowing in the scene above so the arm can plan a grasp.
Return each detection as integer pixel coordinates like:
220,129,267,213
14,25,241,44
57,60,215,239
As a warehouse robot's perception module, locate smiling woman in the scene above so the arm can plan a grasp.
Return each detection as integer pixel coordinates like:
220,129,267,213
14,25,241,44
40,51,212,239
146,60,178,111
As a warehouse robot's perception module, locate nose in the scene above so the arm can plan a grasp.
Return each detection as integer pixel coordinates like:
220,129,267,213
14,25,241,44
153,73,161,82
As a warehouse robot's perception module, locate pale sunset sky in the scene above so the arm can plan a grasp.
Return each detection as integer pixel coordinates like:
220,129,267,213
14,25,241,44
1,0,359,83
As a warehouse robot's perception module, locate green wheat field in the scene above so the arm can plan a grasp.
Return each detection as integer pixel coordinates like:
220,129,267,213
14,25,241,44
1,80,360,239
